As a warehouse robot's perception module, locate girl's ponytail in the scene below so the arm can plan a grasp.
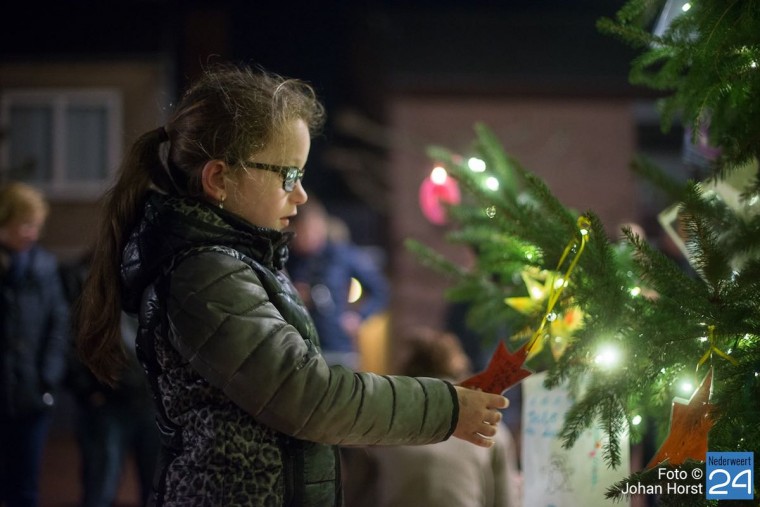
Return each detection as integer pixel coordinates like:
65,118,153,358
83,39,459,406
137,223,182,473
76,127,166,385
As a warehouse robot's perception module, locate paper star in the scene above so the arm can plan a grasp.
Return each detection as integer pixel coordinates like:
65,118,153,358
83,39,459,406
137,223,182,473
646,368,714,469
460,341,533,394
505,268,585,361
505,268,551,314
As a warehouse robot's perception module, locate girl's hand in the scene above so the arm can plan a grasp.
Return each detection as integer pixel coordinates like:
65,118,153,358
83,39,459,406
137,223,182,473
452,386,509,447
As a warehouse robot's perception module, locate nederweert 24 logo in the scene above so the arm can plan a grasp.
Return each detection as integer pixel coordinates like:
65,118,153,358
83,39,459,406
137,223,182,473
706,452,754,500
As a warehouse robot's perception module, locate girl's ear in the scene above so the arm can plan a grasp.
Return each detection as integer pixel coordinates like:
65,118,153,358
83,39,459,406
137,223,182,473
200,160,229,204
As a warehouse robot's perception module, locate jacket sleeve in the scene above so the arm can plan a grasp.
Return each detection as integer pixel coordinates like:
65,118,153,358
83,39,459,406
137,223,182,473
166,251,458,446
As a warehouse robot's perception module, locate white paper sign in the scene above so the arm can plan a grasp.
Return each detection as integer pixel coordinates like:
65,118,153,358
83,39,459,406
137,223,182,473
522,372,630,507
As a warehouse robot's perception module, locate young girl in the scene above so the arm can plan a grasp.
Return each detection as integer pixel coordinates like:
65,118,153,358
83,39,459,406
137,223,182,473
77,64,508,506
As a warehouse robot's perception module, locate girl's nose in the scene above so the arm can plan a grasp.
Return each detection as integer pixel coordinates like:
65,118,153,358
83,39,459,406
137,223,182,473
292,179,308,205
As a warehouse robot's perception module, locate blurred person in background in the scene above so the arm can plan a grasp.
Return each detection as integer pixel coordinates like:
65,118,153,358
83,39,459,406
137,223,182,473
342,327,522,507
60,251,159,507
287,196,389,369
0,182,69,507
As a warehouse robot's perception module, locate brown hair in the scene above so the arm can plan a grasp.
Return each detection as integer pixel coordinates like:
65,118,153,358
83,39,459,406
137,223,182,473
77,64,325,384
400,327,472,381
0,182,49,227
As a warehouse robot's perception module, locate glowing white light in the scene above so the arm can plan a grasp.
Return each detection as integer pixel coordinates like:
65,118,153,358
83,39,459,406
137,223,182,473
630,286,642,297
594,344,621,369
580,228,589,236
631,415,642,426
679,381,694,395
682,2,691,12
430,166,448,185
347,278,363,303
468,157,486,172
485,176,500,191
526,252,534,260
554,277,565,289
530,286,545,299
751,61,758,69
698,336,708,342
750,195,760,205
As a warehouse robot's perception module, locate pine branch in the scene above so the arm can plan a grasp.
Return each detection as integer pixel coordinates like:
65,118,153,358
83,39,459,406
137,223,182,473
408,0,760,485
600,0,760,169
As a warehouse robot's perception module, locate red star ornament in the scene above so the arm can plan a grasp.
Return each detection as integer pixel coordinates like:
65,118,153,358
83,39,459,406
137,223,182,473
460,341,533,394
646,368,715,469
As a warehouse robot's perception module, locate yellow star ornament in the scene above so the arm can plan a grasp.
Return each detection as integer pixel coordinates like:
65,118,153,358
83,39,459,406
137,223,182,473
505,267,584,360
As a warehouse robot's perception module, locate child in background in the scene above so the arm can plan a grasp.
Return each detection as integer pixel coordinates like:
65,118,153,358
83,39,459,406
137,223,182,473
0,182,70,507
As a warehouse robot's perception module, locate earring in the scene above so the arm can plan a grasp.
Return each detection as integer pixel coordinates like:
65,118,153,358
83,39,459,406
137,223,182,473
218,195,225,209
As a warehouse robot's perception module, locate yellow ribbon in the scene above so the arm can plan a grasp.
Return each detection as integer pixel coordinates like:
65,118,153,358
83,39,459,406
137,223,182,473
697,324,738,369
526,215,591,356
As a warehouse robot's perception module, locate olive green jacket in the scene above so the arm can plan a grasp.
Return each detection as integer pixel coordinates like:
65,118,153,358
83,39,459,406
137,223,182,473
122,193,459,506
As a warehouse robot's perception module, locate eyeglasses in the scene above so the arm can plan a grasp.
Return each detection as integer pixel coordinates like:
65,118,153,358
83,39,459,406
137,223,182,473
244,162,304,192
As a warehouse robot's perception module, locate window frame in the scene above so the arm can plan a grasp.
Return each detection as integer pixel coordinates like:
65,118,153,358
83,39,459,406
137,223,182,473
0,88,123,199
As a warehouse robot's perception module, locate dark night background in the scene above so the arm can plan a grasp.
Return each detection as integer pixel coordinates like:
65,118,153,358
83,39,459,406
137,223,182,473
1,0,639,213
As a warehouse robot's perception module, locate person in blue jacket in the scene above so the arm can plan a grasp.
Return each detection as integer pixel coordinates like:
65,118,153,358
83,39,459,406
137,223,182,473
0,181,70,507
287,197,389,368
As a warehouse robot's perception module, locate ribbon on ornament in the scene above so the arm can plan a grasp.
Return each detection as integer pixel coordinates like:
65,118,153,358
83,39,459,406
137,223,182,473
696,324,737,370
525,215,591,358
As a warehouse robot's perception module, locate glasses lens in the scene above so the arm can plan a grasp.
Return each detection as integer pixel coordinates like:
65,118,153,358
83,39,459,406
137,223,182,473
284,167,299,192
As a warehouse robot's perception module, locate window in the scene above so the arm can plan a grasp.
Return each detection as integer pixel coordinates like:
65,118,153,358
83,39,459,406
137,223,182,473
0,88,123,199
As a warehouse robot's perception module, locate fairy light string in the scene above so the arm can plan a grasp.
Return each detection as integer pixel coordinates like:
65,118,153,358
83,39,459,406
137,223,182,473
526,215,591,356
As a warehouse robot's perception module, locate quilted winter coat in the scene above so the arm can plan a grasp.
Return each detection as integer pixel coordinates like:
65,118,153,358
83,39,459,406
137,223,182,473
120,192,460,507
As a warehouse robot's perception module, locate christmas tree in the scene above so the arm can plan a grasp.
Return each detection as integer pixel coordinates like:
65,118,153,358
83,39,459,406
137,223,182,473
407,1,760,505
